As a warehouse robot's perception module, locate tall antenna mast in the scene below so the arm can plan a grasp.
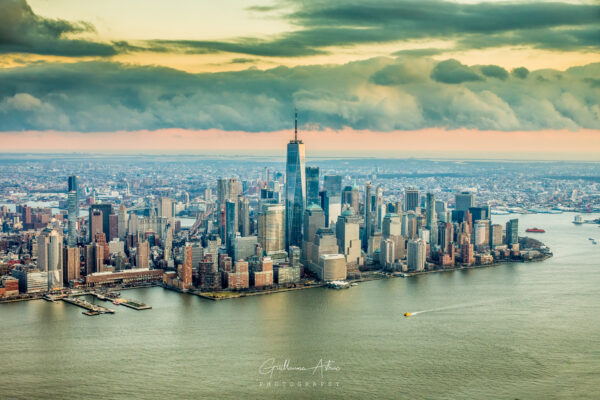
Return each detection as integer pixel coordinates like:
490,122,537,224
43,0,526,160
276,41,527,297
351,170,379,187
294,107,298,141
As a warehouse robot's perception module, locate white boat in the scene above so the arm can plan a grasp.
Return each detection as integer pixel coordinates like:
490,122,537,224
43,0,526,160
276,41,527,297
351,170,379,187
327,281,350,289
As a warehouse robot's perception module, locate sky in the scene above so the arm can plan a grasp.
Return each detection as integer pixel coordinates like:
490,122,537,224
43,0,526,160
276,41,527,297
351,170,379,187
0,0,598,159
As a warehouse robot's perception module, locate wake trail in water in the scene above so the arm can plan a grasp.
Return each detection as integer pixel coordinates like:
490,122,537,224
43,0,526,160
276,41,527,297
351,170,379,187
408,298,507,316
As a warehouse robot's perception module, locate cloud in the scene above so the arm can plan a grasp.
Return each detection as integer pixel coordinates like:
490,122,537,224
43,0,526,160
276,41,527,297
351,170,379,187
231,58,258,64
479,65,509,80
512,67,529,79
0,58,598,132
143,1,600,58
431,59,482,84
2,0,598,59
0,0,127,56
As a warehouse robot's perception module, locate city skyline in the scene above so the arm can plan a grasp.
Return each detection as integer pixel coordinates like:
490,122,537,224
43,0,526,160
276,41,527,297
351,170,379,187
2,2,599,398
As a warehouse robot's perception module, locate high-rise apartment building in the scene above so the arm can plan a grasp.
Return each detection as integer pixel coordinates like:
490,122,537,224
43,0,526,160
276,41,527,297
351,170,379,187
47,230,63,290
67,190,78,246
407,238,426,271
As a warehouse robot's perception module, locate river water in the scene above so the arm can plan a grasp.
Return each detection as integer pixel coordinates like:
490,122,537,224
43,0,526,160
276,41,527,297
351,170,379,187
1,213,599,399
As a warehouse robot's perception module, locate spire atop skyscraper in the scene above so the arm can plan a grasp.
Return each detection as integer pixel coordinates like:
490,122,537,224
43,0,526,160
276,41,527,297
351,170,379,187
294,107,298,142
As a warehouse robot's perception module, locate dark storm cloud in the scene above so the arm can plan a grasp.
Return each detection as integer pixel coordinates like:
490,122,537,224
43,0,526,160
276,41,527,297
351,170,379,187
145,38,324,57
0,0,123,56
479,65,509,80
187,0,599,57
392,49,445,57
231,58,258,64
1,58,599,132
512,67,530,79
2,0,598,58
431,59,482,84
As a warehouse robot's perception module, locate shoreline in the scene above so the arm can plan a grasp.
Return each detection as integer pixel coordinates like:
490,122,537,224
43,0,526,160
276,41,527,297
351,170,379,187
0,253,553,304
394,253,553,278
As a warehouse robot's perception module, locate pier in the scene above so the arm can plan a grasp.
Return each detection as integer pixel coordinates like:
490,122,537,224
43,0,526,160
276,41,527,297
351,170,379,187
62,297,115,316
90,292,152,310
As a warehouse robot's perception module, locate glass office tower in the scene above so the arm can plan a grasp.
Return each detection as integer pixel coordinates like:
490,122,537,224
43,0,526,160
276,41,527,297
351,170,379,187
285,111,306,249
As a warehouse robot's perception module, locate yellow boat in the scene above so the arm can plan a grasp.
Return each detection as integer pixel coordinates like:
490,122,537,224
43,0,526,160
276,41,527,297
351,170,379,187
404,312,412,317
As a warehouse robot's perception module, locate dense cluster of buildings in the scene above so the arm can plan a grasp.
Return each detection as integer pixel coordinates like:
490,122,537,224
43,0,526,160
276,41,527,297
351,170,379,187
0,116,557,299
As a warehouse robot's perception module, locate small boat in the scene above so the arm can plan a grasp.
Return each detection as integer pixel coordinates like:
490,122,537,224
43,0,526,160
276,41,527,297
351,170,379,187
526,228,545,233
404,312,412,317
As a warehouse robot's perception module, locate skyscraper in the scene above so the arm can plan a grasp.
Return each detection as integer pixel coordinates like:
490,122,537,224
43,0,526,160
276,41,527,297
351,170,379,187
336,208,363,267
490,224,503,248
342,184,360,214
455,191,475,212
109,213,118,241
258,203,286,255
63,246,80,284
323,175,342,227
67,176,79,246
180,245,192,289
363,182,373,250
285,110,306,249
227,178,239,201
89,203,111,242
407,238,426,271
137,240,150,269
375,185,384,232
238,197,250,237
89,209,103,242
506,219,519,246
159,197,173,219
305,166,320,207
67,190,78,246
47,230,63,290
118,203,128,240
217,178,228,207
405,188,419,212
426,193,438,246
225,200,238,253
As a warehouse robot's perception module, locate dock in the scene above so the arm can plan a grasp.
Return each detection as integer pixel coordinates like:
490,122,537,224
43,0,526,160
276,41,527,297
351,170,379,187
91,292,151,310
62,297,115,316
113,298,152,310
